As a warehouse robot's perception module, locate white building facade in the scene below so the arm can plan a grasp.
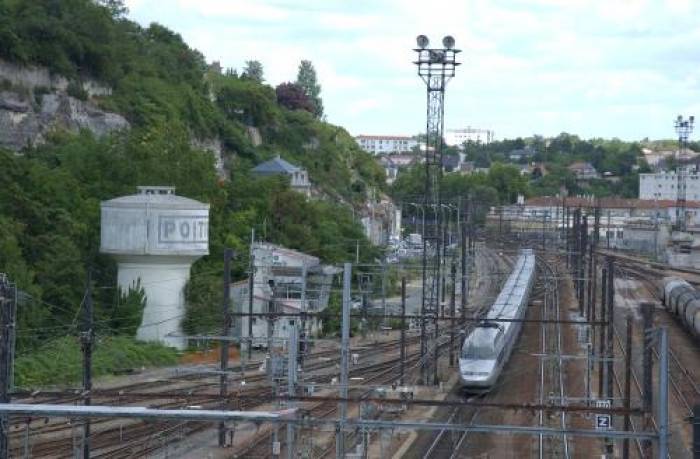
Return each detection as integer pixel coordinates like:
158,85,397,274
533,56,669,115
444,128,494,147
355,135,418,155
639,170,700,201
232,243,338,349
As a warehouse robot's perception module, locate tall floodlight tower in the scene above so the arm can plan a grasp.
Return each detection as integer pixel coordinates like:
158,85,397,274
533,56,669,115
101,186,209,349
674,115,694,232
413,35,460,382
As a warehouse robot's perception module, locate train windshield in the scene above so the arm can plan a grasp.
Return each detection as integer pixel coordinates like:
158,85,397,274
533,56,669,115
461,326,500,359
461,341,495,359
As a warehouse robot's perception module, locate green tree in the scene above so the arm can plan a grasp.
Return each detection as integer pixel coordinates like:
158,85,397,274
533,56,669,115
98,0,128,18
110,280,146,336
242,60,264,83
487,163,529,204
295,60,323,118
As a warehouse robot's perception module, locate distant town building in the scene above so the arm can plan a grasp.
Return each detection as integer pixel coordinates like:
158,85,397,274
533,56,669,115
639,170,700,201
499,195,700,258
444,127,494,147
510,195,700,232
642,147,698,170
568,162,600,180
459,161,476,174
442,154,460,172
252,155,311,196
378,154,417,184
509,147,536,162
355,135,418,155
232,242,339,349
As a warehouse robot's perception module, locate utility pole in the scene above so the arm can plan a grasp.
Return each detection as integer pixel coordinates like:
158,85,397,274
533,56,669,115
381,261,387,326
583,214,589,313
693,404,700,459
541,210,546,253
336,263,351,458
433,312,439,386
461,212,467,319
641,302,654,459
299,263,308,371
248,229,255,360
605,257,615,457
286,327,298,459
587,235,594,320
0,274,15,459
598,265,607,398
658,328,669,459
594,204,601,246
605,257,614,405
449,262,456,367
400,277,406,386
565,205,570,269
219,248,234,447
578,209,583,303
623,316,633,459
81,271,94,459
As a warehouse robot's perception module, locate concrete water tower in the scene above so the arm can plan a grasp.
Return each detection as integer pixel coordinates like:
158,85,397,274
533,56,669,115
100,186,209,349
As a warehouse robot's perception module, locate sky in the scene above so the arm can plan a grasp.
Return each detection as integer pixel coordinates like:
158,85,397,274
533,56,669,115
124,0,700,141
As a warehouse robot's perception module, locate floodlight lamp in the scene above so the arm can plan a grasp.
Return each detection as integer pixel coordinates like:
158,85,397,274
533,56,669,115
416,35,429,49
442,35,455,49
690,115,695,124
677,115,683,121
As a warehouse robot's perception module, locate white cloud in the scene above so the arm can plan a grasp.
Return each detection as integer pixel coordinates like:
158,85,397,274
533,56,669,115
125,0,700,140
176,0,290,21
346,98,382,116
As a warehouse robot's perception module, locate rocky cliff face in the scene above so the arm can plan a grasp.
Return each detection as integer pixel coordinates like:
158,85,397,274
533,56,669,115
0,59,129,151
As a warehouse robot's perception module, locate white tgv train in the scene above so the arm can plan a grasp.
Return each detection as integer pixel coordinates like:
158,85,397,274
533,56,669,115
458,249,536,391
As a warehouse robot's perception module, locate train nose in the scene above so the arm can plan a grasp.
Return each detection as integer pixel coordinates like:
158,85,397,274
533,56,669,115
459,359,495,384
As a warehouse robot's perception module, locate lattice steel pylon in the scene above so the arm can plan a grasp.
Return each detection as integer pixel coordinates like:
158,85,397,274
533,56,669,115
413,35,460,384
674,114,694,232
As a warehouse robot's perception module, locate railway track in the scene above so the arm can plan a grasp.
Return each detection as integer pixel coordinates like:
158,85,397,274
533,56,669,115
611,263,696,458
12,245,507,458
8,335,422,457
239,346,426,458
615,265,700,419
414,246,518,458
421,401,482,459
537,255,569,459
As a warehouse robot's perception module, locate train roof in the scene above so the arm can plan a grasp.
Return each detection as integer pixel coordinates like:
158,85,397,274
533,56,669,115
486,250,536,323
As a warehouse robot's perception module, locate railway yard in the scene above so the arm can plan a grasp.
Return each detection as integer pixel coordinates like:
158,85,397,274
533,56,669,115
2,230,700,458
1,235,700,458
